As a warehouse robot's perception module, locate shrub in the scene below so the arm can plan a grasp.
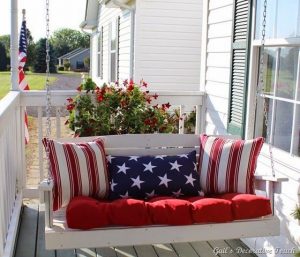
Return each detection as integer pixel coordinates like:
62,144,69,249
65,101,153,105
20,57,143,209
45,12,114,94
66,79,176,137
63,60,71,71
58,66,64,71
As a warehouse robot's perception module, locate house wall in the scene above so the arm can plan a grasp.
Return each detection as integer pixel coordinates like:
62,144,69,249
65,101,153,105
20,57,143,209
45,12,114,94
134,0,203,91
69,49,90,70
91,4,132,85
202,0,300,255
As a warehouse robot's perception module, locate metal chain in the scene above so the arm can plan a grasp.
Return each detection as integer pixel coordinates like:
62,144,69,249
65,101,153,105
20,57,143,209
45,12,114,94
256,0,276,177
45,0,52,183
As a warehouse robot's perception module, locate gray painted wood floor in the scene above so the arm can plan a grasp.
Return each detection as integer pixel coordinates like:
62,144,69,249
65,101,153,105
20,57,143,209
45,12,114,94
14,204,257,257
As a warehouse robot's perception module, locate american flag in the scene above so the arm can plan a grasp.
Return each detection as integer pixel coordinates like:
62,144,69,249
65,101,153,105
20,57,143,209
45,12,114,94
19,20,30,143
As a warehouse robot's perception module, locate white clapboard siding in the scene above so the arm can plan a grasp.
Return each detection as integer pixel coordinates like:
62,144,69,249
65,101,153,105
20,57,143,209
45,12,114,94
203,0,233,135
134,0,203,91
91,5,131,85
203,0,300,254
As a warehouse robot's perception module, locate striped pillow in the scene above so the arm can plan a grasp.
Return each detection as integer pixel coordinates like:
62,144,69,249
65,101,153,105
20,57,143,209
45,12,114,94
198,134,263,195
42,138,109,211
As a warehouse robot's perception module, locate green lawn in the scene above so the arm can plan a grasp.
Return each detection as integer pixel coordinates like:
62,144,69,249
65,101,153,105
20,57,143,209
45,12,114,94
0,71,57,99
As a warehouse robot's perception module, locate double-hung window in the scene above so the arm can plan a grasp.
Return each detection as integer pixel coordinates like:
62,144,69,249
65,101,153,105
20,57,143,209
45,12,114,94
253,0,300,156
109,18,119,83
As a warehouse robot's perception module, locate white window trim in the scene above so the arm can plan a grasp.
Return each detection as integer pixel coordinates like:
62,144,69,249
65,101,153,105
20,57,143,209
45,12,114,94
97,27,103,79
246,0,300,172
108,17,119,83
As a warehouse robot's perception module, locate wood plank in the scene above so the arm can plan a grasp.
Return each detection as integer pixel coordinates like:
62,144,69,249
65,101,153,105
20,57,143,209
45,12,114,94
56,249,76,257
76,248,96,257
153,244,178,257
225,240,257,257
96,247,117,257
114,246,137,257
36,205,55,257
171,242,199,257
208,241,239,257
134,245,158,257
190,241,216,257
15,205,38,257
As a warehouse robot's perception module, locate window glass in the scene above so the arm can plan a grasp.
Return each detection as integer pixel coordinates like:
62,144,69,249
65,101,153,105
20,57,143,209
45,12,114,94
111,20,117,51
111,52,116,82
255,0,300,39
261,48,276,96
277,47,298,99
255,47,300,156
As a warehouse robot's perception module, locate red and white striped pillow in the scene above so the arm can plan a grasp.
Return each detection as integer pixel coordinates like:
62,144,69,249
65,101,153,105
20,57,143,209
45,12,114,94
198,134,264,195
43,138,109,211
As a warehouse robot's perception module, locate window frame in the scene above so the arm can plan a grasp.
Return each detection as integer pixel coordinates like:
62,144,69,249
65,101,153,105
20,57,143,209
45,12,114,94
108,17,119,83
246,0,300,167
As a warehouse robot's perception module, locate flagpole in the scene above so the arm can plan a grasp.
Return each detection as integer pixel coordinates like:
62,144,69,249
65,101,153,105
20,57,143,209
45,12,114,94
10,0,19,91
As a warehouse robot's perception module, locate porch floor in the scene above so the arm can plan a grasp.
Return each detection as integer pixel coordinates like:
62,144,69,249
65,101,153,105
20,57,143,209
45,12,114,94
14,202,257,257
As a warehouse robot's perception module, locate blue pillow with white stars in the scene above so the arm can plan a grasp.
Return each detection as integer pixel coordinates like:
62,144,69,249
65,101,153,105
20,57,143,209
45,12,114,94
107,151,200,200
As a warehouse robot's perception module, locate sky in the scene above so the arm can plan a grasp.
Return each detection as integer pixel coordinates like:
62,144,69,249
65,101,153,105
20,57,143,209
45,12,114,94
0,0,86,41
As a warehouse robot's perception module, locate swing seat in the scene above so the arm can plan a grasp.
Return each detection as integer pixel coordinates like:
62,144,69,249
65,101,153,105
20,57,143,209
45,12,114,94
40,134,286,250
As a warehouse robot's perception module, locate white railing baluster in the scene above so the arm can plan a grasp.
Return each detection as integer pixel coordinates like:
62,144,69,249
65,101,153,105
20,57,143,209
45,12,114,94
56,107,61,139
195,105,201,135
38,107,44,182
179,105,185,134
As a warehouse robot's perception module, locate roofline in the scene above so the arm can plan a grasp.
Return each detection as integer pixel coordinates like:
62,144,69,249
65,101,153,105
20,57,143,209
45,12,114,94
58,48,82,59
65,48,90,59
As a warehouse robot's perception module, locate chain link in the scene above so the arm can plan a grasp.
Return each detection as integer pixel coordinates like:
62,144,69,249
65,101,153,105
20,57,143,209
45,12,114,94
256,0,276,177
45,0,52,183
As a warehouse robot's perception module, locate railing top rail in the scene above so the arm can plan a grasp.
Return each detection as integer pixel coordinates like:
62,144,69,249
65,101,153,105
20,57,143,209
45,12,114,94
0,91,20,118
20,90,204,107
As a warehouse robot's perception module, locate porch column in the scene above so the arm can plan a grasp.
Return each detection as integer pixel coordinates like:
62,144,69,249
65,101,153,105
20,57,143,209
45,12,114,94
11,0,19,91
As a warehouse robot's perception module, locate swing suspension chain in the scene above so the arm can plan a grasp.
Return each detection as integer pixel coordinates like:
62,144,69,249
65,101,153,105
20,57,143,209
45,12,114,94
257,0,276,177
45,0,52,182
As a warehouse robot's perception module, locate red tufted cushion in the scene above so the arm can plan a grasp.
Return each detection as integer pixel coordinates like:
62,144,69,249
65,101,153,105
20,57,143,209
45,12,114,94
109,198,151,226
191,198,233,223
66,196,110,229
147,197,193,225
219,193,272,220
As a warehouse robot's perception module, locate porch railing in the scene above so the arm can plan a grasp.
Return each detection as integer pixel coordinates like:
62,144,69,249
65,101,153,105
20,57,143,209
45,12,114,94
20,90,204,195
0,91,23,257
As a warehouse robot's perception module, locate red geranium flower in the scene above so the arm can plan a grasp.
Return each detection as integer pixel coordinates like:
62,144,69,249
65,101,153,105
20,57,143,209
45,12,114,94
153,93,159,100
66,97,73,103
67,103,75,111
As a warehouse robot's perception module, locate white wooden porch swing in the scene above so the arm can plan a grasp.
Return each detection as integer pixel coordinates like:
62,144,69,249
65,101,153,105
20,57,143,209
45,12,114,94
11,0,285,250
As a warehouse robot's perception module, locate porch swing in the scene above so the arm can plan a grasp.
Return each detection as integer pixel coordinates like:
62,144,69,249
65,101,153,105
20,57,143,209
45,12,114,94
40,0,286,250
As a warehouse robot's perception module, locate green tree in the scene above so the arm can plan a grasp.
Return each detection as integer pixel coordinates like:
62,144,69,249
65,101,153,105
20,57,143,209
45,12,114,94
0,43,8,71
0,35,10,68
0,35,10,55
25,28,36,69
33,38,56,73
50,28,89,58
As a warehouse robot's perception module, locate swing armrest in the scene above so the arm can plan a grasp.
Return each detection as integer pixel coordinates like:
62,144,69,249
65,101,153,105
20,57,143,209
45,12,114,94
39,179,54,228
254,174,288,215
254,174,288,183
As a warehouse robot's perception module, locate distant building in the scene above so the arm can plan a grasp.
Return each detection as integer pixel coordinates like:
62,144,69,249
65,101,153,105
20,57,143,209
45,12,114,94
58,48,90,71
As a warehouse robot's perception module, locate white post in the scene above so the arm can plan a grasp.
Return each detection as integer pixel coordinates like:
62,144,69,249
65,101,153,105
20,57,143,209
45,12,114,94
11,0,19,91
